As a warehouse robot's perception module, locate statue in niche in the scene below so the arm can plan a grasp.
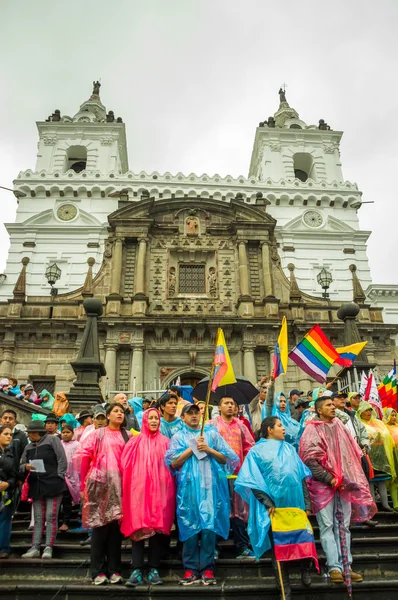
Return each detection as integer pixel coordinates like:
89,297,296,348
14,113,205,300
208,267,217,297
186,210,199,236
168,266,176,296
104,240,113,259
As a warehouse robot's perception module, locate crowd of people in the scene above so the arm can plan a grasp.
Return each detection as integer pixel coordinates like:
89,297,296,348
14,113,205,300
0,376,397,598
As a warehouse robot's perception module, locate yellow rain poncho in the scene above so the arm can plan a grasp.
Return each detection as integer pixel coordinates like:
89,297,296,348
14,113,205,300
358,401,396,481
382,407,398,508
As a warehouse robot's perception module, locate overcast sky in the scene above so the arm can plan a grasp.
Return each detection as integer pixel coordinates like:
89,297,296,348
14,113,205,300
0,0,397,285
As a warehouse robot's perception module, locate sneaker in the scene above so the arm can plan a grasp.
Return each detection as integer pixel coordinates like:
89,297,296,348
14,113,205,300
93,574,108,586
59,524,69,532
329,569,344,583
109,573,123,585
22,547,40,559
301,568,312,587
202,570,217,585
236,548,256,560
42,546,53,559
147,568,163,585
179,570,200,585
125,569,144,587
348,569,363,583
80,536,92,546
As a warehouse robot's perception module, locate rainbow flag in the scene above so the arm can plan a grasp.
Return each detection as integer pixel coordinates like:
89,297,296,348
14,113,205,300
335,341,368,367
272,508,319,572
289,324,339,384
273,316,288,378
378,361,397,410
211,328,236,392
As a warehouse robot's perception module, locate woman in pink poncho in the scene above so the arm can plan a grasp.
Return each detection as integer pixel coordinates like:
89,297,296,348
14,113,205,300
59,424,80,531
76,402,131,586
121,408,175,587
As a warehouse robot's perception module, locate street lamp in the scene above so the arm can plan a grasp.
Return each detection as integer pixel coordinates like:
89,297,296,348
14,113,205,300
45,263,61,296
317,268,333,299
0,274,6,285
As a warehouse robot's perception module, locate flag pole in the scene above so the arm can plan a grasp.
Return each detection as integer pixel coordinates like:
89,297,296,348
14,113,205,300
271,515,286,600
200,328,220,436
327,366,346,387
276,560,286,600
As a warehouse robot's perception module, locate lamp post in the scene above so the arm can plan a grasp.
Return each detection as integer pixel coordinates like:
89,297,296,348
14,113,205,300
0,274,6,285
45,263,61,296
317,267,333,299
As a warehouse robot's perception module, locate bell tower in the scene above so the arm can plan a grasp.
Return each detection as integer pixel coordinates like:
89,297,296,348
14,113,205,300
249,88,344,184
35,81,128,175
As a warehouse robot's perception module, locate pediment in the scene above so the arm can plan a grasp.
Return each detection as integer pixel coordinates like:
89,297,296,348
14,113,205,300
21,208,102,227
280,213,357,234
108,196,276,227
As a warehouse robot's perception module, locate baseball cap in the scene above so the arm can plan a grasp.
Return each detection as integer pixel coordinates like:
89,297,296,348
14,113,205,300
181,403,200,417
289,389,304,397
93,404,106,417
331,391,348,400
307,390,313,397
294,397,310,409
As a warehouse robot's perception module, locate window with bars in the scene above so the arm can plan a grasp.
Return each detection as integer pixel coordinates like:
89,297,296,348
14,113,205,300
179,264,206,294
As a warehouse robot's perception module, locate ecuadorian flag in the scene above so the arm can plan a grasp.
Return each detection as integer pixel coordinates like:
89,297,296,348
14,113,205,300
335,341,368,367
273,316,288,378
272,508,319,572
211,328,236,392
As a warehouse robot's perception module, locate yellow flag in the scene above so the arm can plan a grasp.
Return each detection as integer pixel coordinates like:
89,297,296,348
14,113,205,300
211,328,237,391
273,316,288,377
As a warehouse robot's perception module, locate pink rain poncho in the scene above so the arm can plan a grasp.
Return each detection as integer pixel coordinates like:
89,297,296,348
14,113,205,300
210,415,254,521
299,417,377,522
77,427,130,528
61,439,81,504
120,409,175,541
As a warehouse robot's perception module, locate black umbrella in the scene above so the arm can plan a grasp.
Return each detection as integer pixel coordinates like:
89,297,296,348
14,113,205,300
192,376,258,406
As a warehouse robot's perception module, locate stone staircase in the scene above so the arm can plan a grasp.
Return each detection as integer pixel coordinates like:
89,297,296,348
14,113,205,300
1,502,398,599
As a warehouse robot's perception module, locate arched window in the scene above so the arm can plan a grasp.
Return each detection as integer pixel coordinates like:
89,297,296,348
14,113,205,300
293,153,315,182
65,146,87,173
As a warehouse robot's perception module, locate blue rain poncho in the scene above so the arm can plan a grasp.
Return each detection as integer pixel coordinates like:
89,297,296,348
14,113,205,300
128,397,144,428
165,425,240,541
262,392,301,448
160,416,184,439
235,438,311,560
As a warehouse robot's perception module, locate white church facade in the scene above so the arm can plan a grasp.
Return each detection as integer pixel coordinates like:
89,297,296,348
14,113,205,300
0,83,396,396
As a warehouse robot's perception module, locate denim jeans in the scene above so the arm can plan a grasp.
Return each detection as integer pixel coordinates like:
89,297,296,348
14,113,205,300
0,502,13,553
182,529,215,575
316,495,352,573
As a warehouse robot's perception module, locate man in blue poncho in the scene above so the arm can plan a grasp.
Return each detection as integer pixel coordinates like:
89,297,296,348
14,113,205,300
235,416,313,600
165,403,239,586
158,393,184,439
262,386,301,448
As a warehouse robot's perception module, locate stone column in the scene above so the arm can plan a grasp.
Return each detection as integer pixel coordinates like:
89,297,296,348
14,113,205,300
130,346,144,394
134,238,148,296
109,238,123,298
243,347,257,384
104,344,118,396
0,348,15,377
238,241,250,297
261,242,274,297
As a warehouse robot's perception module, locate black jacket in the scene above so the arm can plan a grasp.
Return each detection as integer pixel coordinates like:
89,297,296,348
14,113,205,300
10,430,28,469
0,446,18,499
20,433,67,500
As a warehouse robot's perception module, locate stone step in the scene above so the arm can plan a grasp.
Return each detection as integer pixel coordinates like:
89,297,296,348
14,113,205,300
1,578,398,600
1,549,398,580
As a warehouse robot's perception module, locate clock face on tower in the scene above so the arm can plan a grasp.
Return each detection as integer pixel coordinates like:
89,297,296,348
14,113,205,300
303,210,323,228
57,204,78,221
